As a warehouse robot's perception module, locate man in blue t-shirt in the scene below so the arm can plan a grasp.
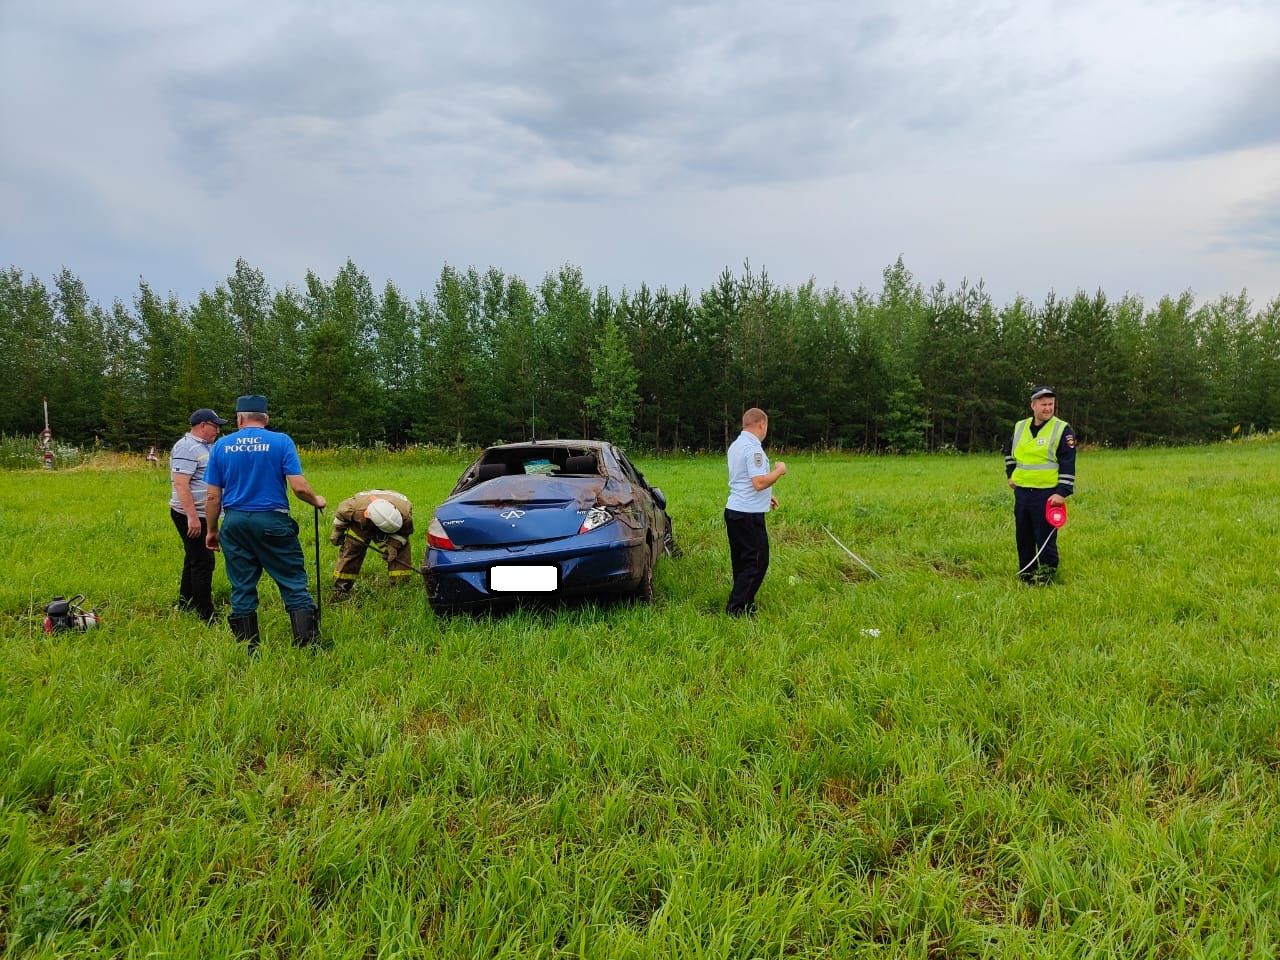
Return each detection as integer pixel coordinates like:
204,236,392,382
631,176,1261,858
724,407,788,616
205,395,327,651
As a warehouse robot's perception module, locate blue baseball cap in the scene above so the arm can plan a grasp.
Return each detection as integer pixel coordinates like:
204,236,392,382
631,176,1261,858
235,395,268,414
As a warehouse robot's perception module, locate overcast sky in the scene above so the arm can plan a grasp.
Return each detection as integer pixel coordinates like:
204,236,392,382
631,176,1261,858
2,0,1278,309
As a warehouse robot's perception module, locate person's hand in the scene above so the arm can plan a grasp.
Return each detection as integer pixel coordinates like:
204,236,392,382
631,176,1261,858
1048,493,1066,506
1007,479,1017,489
775,461,787,476
313,495,327,511
186,514,202,538
205,529,221,552
770,495,779,510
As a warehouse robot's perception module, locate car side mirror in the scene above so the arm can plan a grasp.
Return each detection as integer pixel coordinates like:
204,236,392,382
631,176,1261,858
650,487,667,510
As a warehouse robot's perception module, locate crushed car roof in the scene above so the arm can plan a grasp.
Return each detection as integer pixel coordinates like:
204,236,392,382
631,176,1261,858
483,439,609,451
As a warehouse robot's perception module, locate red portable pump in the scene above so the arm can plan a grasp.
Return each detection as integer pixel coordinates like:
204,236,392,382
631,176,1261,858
43,595,102,633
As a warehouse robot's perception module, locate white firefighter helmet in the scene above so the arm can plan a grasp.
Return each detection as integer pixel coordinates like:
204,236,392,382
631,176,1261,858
365,498,403,533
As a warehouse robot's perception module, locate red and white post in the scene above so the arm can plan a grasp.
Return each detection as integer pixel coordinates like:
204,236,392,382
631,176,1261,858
41,397,53,469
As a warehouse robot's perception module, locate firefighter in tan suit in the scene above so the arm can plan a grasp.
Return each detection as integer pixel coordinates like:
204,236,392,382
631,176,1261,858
329,490,415,599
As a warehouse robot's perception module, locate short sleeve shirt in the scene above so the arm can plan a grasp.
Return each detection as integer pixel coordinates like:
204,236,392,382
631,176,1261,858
169,432,214,515
726,430,771,513
205,428,303,512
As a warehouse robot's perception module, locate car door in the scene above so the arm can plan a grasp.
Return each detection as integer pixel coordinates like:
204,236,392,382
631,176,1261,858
610,446,666,545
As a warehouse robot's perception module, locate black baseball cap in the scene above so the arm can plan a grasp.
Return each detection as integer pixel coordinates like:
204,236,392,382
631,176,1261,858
1029,385,1055,400
189,408,228,426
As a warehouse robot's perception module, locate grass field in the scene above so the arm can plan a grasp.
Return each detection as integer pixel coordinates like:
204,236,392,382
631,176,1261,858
2,441,1279,958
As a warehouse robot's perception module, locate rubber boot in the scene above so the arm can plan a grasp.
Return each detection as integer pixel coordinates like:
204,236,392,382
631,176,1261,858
288,606,321,649
229,612,260,654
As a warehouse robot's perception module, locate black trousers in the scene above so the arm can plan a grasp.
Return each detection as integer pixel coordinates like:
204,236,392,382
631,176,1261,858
1013,487,1058,579
725,509,769,614
170,508,215,619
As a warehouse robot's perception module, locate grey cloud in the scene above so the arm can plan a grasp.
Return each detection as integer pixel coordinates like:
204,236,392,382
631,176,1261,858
1216,195,1280,257
724,12,898,62
0,160,205,304
12,0,1280,308
164,14,408,189
1144,60,1280,160
489,71,669,158
148,1,1072,205
174,46,393,123
444,18,914,195
2,1,166,58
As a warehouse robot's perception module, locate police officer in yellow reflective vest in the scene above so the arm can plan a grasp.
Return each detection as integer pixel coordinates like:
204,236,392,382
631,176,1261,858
1003,385,1076,583
329,490,415,599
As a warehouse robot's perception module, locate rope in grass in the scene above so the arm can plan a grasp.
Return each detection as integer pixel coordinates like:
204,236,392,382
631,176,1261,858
1017,528,1058,577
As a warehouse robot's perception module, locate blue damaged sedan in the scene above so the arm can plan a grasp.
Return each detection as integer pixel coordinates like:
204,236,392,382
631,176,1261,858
423,440,678,611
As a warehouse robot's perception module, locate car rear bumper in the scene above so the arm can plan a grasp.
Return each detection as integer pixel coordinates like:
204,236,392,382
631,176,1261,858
424,534,648,609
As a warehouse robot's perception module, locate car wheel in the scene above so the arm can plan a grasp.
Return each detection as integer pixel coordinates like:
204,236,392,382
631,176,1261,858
632,544,655,602
663,524,682,558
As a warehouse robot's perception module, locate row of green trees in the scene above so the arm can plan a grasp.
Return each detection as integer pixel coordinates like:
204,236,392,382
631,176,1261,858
2,258,1278,451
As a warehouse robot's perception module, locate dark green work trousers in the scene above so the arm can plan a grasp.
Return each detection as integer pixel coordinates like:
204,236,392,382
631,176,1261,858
222,510,314,616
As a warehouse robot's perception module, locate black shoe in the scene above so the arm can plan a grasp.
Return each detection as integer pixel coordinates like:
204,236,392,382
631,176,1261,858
229,612,260,654
288,607,321,649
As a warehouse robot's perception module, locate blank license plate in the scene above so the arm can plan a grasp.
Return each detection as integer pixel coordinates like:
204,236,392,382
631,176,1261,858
490,565,558,592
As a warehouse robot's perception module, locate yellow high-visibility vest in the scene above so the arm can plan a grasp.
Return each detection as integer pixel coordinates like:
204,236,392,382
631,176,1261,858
1011,416,1066,488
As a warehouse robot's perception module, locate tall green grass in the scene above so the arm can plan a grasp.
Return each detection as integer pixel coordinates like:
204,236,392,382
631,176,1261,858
1,441,1278,957
0,435,92,471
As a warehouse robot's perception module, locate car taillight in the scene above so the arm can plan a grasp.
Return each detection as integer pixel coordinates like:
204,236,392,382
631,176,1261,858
578,506,613,534
427,517,456,550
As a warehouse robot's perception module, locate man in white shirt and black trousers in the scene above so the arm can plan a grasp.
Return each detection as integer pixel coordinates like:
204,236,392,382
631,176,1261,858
724,407,788,617
169,407,228,621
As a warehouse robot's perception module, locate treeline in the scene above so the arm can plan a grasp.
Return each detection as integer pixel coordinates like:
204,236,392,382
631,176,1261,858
2,257,1279,451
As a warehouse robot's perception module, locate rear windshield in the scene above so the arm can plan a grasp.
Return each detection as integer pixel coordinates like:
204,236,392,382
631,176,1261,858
479,448,597,475
451,446,610,496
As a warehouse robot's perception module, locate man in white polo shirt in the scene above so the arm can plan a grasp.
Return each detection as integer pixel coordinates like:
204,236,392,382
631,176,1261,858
169,407,227,621
724,407,787,616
